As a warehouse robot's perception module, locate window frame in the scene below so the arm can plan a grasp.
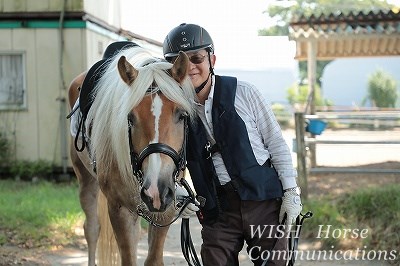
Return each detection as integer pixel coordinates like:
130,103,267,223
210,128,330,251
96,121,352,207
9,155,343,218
0,52,27,111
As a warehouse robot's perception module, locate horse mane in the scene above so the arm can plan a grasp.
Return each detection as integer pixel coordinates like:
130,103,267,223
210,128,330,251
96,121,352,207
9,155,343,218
86,46,195,184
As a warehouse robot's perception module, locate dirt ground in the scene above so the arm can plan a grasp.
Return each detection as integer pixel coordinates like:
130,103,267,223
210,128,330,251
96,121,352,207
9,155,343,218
1,166,399,266
1,129,399,265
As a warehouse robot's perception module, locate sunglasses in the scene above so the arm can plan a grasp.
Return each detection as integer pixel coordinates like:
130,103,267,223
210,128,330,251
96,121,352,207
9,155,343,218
169,53,207,64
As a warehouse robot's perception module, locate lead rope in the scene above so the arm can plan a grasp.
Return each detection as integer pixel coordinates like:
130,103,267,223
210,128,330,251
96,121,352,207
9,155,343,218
286,211,313,266
180,178,204,266
181,218,202,266
261,211,313,266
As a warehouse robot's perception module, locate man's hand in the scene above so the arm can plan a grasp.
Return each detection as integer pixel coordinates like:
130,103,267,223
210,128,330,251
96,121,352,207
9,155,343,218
279,189,302,228
176,184,199,219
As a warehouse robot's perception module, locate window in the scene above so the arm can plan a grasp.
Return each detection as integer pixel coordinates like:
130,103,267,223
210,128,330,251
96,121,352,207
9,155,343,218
0,53,26,110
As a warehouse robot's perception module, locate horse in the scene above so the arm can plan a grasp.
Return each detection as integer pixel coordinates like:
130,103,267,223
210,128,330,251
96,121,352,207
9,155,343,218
68,45,196,266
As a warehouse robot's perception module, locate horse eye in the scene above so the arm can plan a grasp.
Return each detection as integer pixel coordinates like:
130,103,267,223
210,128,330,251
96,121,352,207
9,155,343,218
177,111,188,122
127,113,136,127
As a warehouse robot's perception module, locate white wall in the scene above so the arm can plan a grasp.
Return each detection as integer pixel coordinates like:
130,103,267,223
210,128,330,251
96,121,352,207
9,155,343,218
0,28,86,163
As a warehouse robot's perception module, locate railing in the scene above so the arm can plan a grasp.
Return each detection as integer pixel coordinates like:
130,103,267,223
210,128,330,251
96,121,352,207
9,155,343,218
294,111,400,199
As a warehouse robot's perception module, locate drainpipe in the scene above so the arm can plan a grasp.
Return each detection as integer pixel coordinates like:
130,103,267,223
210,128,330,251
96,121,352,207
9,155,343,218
57,0,69,180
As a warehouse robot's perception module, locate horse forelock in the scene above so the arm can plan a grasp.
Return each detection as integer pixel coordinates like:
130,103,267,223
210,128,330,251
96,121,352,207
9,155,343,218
86,46,195,185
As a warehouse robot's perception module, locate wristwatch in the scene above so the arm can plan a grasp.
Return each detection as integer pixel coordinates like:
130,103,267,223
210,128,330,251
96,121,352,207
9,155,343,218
284,186,301,195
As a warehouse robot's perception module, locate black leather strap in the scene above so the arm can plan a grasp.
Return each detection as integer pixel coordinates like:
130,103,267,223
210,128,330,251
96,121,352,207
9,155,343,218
262,211,313,266
180,178,203,266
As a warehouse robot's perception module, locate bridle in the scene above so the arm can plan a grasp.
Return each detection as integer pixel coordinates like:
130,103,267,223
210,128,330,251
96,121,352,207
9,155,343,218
127,110,188,187
126,90,193,227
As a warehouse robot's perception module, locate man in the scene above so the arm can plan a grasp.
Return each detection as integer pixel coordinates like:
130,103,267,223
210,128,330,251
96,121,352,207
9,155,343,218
163,23,302,266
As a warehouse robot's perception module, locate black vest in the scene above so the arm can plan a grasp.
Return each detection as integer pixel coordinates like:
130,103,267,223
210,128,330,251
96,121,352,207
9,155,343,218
186,75,283,224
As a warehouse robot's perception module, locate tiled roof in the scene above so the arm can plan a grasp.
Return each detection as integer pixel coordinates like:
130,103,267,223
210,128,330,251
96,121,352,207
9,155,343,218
289,9,400,60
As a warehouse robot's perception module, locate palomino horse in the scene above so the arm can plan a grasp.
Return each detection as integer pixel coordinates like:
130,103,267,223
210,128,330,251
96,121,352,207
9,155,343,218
68,45,195,266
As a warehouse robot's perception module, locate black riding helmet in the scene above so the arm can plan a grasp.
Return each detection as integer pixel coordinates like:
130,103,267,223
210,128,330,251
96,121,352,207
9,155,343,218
163,23,214,93
163,23,214,59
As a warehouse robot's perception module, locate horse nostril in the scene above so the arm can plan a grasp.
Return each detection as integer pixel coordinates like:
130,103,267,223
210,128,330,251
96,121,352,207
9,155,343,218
162,186,174,206
141,187,153,203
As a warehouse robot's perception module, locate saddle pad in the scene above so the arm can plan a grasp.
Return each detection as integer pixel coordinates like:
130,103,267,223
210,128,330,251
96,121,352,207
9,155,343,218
79,41,139,119
79,59,108,119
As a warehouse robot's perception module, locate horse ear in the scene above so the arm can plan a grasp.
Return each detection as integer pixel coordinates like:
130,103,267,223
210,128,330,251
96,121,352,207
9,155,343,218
170,51,189,84
118,56,138,86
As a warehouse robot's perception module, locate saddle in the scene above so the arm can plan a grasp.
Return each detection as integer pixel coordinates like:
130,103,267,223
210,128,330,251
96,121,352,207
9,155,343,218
79,60,107,121
68,41,139,152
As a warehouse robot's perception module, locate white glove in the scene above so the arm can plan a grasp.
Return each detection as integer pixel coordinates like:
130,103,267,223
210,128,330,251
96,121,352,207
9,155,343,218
175,184,199,219
279,190,302,229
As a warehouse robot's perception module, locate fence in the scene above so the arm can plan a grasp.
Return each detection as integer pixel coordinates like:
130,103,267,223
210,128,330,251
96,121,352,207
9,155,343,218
294,111,400,199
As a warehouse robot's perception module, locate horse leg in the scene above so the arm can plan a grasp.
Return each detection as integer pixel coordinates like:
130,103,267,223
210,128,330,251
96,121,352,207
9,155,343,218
107,203,141,266
71,147,100,266
145,225,170,266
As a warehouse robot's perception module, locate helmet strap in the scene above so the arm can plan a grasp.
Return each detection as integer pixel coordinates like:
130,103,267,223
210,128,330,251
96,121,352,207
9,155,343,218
195,51,214,94
195,72,211,93
207,51,214,75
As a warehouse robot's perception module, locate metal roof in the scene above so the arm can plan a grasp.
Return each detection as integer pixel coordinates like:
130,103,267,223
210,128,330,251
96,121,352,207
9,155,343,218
289,9,400,60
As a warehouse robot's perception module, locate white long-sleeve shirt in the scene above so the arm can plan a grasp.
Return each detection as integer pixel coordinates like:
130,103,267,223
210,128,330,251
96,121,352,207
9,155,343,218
195,76,297,190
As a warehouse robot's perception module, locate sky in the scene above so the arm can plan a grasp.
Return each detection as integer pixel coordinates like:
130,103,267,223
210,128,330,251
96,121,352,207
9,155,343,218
120,0,285,69
120,0,400,70
121,0,273,44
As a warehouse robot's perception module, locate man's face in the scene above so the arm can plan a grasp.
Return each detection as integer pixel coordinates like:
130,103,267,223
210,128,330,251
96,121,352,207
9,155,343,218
185,50,211,89
168,49,215,89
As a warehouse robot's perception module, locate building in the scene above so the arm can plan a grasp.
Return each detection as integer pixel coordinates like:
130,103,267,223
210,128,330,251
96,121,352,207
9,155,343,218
0,0,162,173
289,9,400,113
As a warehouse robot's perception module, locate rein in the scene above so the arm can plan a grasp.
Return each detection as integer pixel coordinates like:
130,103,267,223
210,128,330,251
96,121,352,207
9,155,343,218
180,206,313,266
180,179,203,266
126,104,204,261
285,211,313,266
260,211,313,266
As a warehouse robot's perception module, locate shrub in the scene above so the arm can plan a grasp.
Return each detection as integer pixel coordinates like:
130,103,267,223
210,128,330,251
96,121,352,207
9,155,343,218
271,103,292,128
365,69,398,108
339,184,400,252
302,184,400,263
0,132,13,168
10,160,54,180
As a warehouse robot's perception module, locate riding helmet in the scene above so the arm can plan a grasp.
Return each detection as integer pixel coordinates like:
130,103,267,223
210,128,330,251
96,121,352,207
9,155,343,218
163,23,214,59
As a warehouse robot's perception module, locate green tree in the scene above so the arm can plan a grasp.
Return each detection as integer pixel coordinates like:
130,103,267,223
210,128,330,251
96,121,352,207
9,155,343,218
287,83,333,108
298,61,330,87
259,0,394,36
364,69,398,108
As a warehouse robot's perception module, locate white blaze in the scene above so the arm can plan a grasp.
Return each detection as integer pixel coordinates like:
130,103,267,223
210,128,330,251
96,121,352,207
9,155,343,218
147,93,163,209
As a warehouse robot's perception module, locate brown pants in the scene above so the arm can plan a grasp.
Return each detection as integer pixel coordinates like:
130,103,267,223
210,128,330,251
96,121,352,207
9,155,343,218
201,184,287,266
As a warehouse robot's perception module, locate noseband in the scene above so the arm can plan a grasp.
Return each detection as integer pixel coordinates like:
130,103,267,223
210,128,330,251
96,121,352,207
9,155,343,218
127,110,188,187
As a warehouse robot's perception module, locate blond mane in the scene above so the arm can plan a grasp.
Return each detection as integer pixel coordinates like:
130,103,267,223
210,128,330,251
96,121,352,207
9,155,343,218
86,46,195,184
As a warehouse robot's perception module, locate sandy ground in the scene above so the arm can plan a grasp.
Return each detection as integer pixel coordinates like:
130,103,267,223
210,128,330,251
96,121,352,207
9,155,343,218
1,129,399,265
27,216,396,265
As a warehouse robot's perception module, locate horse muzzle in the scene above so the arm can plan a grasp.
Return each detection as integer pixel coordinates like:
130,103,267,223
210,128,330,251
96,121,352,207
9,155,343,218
140,183,174,212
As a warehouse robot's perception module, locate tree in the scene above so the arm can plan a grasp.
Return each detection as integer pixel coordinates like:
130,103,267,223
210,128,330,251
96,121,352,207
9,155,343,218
364,69,398,108
259,0,394,37
298,61,330,87
287,82,333,110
